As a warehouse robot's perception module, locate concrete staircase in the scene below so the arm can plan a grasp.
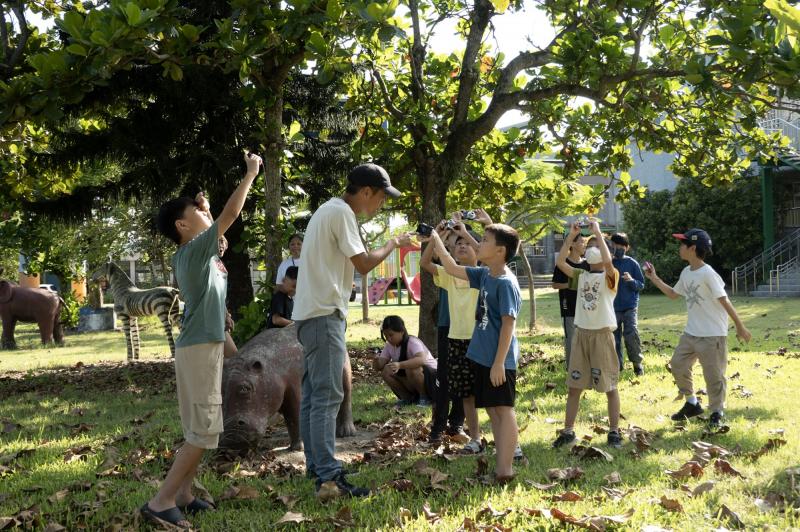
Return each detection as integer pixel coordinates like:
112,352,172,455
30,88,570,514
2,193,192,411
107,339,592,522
750,261,800,297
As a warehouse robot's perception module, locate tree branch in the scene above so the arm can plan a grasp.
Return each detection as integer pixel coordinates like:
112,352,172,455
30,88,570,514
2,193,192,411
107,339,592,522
371,68,404,120
408,0,426,101
451,0,494,129
2,2,30,80
0,6,10,70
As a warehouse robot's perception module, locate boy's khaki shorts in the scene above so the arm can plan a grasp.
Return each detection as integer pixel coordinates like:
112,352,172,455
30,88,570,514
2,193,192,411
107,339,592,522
567,327,619,392
175,342,225,449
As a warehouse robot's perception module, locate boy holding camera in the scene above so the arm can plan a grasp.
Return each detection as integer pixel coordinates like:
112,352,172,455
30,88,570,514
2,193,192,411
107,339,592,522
644,228,751,427
422,223,522,482
552,220,624,450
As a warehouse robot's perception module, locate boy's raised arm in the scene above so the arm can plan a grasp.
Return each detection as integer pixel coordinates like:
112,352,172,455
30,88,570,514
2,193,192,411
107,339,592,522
420,231,468,281
216,152,262,238
556,221,581,279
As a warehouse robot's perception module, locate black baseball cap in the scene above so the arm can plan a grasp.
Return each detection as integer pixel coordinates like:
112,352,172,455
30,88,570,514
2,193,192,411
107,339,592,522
672,228,712,249
347,163,401,198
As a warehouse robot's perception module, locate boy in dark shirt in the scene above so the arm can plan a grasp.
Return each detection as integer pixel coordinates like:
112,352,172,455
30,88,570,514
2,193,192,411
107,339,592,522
267,266,297,328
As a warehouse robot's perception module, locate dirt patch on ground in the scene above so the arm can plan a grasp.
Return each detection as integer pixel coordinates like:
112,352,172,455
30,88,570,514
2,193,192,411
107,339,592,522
260,429,379,469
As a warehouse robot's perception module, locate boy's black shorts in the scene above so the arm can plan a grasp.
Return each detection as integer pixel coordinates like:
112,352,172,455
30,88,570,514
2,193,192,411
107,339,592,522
471,360,516,408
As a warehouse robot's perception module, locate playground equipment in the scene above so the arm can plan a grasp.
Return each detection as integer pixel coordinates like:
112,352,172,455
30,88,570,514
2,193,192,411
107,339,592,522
367,244,421,305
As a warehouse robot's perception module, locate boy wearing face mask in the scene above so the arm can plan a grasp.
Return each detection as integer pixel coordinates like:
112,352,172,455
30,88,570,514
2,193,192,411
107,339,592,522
552,220,623,449
609,233,645,375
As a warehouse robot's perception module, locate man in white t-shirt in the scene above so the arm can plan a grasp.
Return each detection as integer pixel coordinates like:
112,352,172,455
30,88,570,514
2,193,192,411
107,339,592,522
293,163,412,498
644,228,751,428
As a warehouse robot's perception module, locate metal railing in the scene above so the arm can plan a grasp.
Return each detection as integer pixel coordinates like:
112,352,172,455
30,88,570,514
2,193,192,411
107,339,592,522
769,256,799,293
759,110,800,152
731,228,800,295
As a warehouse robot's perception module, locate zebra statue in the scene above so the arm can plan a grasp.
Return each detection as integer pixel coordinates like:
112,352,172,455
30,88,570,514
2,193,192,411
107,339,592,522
90,262,180,361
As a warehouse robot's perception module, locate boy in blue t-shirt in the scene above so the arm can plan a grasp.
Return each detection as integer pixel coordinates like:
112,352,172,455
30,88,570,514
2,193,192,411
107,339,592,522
424,223,522,482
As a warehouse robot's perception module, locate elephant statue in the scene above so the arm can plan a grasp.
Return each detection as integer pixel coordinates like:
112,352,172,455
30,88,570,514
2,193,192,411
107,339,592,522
0,280,64,349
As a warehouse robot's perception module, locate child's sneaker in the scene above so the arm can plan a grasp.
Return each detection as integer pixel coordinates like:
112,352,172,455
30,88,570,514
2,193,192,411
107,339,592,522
416,397,432,407
394,399,413,407
459,438,485,455
671,401,704,421
708,411,723,428
552,429,576,449
513,445,528,464
607,430,623,449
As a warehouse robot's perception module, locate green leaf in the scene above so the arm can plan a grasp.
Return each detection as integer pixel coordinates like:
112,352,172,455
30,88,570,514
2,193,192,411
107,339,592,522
66,43,88,56
60,11,84,38
489,0,510,14
180,24,200,42
124,2,141,25
169,63,183,81
765,0,800,38
307,32,327,56
326,0,344,21
316,64,335,85
90,31,109,47
288,121,303,141
366,3,385,21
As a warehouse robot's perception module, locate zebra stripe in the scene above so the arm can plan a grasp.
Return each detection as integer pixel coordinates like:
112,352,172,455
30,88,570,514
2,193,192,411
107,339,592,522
92,262,181,361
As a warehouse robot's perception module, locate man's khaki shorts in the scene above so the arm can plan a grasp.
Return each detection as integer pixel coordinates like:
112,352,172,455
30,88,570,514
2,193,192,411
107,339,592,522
175,342,224,449
567,327,619,392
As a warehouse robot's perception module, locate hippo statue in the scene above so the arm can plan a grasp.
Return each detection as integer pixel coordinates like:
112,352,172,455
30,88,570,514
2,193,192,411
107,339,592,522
220,325,355,451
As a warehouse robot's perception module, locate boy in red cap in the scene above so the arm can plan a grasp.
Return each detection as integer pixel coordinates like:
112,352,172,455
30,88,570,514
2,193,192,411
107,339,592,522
644,228,751,427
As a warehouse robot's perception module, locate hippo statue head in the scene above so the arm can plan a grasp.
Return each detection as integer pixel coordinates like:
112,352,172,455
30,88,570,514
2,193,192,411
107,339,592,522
220,326,304,450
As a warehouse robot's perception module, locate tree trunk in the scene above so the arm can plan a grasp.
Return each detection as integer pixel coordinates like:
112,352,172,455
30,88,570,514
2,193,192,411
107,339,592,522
518,242,536,331
361,270,369,322
417,164,448,353
221,217,253,320
261,87,285,289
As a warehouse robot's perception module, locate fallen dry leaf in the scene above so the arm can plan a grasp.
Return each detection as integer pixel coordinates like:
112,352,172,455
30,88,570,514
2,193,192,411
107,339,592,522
718,503,745,529
386,478,414,492
475,503,512,520
331,506,355,527
659,495,684,512
47,490,70,504
604,471,621,485
665,461,704,479
476,456,489,477
275,511,309,525
316,481,341,503
746,438,787,460
525,481,558,491
522,508,552,518
396,507,412,525
550,491,583,502
219,484,261,501
277,495,299,509
690,480,716,497
546,466,584,482
714,459,745,478
601,486,633,501
43,524,66,532
570,445,613,462
422,503,441,524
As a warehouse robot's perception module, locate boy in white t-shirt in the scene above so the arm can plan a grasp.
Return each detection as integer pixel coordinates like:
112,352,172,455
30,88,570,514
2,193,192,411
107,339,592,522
644,228,751,428
552,220,624,449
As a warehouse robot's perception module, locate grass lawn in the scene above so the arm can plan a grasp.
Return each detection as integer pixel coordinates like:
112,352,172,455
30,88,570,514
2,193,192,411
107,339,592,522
1,290,800,530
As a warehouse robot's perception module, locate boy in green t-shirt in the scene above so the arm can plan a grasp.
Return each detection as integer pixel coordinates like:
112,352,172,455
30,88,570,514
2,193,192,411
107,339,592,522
144,152,262,528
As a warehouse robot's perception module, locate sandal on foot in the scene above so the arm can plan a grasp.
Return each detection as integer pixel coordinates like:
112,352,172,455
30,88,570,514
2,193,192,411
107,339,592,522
494,473,516,485
178,498,215,515
458,438,485,455
140,503,191,528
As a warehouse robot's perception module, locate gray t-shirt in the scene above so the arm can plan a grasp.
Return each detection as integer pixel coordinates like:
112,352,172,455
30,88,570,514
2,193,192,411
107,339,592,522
173,222,227,348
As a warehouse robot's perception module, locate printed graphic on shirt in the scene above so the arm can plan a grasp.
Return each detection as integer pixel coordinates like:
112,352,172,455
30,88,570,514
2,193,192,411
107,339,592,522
580,276,602,311
214,256,228,275
475,287,489,330
684,280,704,308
